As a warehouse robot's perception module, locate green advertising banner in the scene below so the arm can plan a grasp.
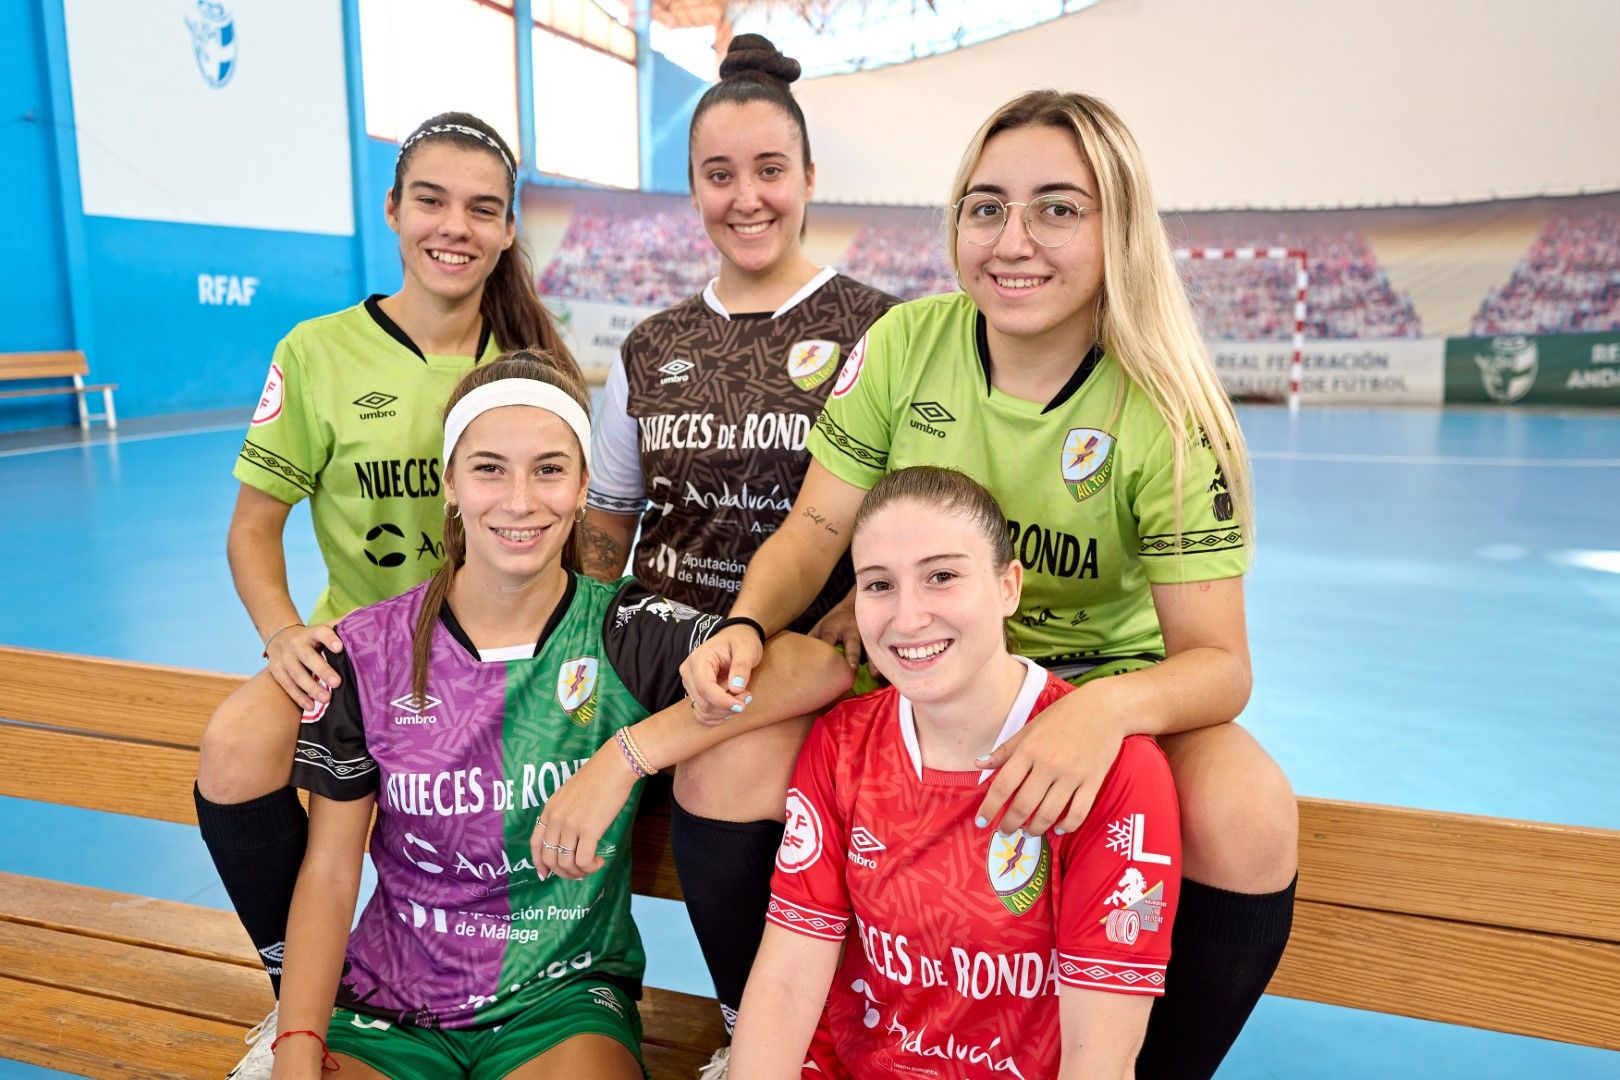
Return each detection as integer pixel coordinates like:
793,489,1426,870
1445,333,1620,405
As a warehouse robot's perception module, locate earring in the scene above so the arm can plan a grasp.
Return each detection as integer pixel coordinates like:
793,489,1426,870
575,506,588,522
446,502,461,520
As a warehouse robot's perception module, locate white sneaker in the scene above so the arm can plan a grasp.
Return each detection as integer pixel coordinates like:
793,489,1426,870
224,1003,278,1079
697,1045,730,1080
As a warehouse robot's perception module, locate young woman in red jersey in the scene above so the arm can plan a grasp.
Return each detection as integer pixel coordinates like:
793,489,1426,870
731,466,1181,1079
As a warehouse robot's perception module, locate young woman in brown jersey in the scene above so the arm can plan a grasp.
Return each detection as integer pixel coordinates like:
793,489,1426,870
571,33,895,1076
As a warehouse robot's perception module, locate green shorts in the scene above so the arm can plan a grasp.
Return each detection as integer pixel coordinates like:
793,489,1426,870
325,979,645,1080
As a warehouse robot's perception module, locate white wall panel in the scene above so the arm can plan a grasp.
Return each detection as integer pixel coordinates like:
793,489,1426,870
65,0,354,234
795,0,1620,209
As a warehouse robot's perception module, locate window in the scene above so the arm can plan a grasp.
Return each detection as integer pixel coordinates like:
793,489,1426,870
361,0,520,156
531,24,639,187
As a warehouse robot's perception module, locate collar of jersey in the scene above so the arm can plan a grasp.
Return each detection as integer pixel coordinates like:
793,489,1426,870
700,266,839,321
897,655,1047,784
436,572,579,662
974,311,1104,414
365,294,494,363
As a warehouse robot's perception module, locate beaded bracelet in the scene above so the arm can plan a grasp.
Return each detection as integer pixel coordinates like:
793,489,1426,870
615,725,657,778
270,1029,339,1071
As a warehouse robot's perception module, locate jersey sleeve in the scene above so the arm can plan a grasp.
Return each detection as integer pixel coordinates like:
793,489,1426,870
290,646,378,800
232,334,328,506
1053,735,1180,996
601,580,722,713
766,715,852,942
1132,423,1250,583
586,354,648,516
805,306,904,492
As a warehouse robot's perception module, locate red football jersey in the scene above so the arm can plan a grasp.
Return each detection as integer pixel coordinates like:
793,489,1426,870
766,660,1181,1079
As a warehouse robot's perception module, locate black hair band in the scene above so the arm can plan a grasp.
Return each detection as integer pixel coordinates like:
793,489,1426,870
713,615,767,646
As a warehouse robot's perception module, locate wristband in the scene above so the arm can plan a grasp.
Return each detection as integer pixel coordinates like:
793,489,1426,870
270,1029,338,1071
615,725,657,778
714,615,766,646
261,621,305,658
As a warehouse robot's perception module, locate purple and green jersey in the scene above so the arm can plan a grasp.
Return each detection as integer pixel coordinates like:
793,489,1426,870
292,573,717,1030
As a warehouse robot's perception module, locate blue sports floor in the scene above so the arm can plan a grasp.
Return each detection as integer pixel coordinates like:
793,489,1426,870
1,404,1617,1078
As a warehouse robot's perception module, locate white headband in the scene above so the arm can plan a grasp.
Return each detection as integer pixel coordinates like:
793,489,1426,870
401,123,515,177
443,379,592,471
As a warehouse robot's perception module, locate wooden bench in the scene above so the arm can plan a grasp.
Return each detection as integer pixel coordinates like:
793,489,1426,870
0,352,118,431
0,645,1616,1076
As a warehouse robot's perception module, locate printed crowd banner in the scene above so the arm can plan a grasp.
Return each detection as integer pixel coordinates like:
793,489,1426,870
1210,338,1444,405
541,296,662,375
1444,333,1620,406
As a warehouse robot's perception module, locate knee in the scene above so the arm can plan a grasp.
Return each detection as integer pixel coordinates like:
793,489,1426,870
1164,724,1298,892
196,676,297,804
674,715,813,822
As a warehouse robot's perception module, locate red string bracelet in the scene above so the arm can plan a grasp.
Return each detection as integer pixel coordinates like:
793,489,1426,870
271,1029,339,1071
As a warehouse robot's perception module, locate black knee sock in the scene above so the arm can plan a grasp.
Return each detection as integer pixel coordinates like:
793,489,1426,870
669,797,784,1035
1136,875,1297,1080
194,783,308,997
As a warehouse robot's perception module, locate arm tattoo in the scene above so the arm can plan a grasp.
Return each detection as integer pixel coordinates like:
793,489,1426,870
578,519,631,582
802,504,840,536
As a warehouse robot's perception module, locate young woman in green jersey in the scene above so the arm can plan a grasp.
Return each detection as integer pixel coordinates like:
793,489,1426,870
684,90,1298,1079
195,113,576,1075
576,33,895,1063
255,352,849,1079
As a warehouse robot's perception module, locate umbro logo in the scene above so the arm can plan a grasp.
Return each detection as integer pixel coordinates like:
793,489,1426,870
850,826,887,854
907,401,954,439
355,391,399,419
390,693,441,724
847,825,886,869
658,359,694,385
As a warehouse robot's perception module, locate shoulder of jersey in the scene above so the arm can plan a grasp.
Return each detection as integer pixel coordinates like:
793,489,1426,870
338,580,430,642
820,684,899,738
829,273,904,313
279,300,375,354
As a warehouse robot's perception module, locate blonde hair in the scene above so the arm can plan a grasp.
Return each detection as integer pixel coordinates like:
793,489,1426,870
948,90,1254,559
410,350,590,703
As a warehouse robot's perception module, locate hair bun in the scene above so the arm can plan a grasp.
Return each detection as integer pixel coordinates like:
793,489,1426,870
719,33,801,86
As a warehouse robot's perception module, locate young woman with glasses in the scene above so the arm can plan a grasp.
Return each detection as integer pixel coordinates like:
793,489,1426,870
683,90,1299,1079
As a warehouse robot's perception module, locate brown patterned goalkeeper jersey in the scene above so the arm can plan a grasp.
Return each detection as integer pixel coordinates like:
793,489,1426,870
588,269,897,631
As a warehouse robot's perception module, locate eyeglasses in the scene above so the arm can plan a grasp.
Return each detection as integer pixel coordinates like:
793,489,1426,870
953,193,1094,248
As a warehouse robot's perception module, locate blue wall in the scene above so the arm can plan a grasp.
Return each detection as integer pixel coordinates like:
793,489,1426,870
644,50,706,195
81,218,357,418
1,1,698,433
0,0,76,430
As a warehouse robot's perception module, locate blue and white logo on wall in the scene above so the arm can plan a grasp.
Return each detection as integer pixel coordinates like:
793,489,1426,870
183,1,236,88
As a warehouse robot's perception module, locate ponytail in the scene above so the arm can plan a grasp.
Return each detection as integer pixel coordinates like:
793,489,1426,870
480,241,580,379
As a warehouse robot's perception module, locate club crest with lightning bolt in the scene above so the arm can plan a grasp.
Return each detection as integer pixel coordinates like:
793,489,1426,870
987,828,1052,916
556,656,600,725
1060,427,1116,503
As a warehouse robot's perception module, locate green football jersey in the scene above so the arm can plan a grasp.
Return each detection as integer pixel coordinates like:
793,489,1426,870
808,291,1248,670
233,299,498,624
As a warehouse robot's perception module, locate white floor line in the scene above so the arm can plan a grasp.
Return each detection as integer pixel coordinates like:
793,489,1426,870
0,421,243,459
1250,450,1620,467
